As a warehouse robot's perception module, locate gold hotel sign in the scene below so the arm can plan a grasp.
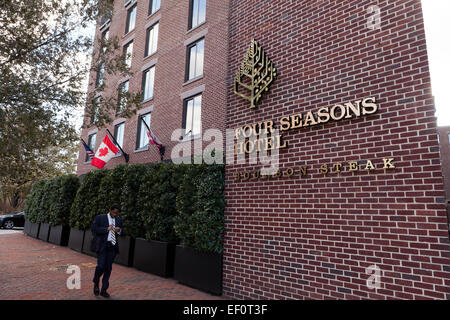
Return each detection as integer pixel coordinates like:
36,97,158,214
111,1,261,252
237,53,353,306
233,96,379,155
234,39,277,109
233,40,393,181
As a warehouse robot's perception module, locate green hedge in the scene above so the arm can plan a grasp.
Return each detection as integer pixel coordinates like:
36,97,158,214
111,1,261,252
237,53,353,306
137,163,186,242
96,164,127,215
48,175,80,226
37,179,56,224
27,162,225,253
120,164,147,238
69,170,107,230
24,179,48,223
24,175,80,225
67,164,147,238
174,164,225,253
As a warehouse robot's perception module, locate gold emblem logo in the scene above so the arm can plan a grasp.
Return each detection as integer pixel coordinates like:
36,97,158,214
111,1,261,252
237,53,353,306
234,39,277,109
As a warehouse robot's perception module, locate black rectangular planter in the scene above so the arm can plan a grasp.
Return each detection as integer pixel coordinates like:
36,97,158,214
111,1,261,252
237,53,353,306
24,220,32,236
114,236,135,267
29,222,40,239
48,225,71,246
68,228,85,252
133,238,176,278
82,231,97,257
38,223,50,242
174,246,223,295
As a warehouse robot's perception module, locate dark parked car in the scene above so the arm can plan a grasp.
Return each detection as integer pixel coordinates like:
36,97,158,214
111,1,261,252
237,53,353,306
0,212,25,229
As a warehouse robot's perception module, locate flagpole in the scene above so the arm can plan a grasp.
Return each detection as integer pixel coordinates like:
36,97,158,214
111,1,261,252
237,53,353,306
141,119,165,162
81,138,89,149
106,129,129,163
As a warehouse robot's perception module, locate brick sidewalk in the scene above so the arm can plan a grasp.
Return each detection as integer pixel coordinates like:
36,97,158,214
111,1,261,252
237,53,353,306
0,232,222,300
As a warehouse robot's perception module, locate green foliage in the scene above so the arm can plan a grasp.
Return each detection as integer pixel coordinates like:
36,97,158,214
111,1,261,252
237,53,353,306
70,170,107,230
69,164,148,237
48,175,80,226
174,164,225,253
24,179,47,223
120,164,148,238
23,174,79,225
36,179,56,224
96,164,127,215
63,162,226,253
0,1,141,211
138,163,187,242
174,165,203,246
136,163,158,240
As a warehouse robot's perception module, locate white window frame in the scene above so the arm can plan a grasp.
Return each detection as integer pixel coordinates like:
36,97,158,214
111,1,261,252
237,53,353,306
186,38,204,81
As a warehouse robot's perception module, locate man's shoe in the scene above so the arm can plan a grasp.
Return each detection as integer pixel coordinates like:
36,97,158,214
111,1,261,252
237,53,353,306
100,291,110,298
94,285,99,296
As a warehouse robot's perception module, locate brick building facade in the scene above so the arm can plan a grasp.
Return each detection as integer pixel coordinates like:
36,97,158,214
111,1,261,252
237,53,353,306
224,0,450,299
77,0,450,299
77,0,229,175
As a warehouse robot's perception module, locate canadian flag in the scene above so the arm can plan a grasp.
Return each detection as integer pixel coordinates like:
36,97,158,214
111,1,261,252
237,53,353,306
91,134,120,169
147,128,162,150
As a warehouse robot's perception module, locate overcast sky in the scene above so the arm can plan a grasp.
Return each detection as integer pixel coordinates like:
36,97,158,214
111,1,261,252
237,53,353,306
422,0,450,126
75,1,450,129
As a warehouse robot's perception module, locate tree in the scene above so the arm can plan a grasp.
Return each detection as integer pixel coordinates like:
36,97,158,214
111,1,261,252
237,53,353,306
0,0,142,211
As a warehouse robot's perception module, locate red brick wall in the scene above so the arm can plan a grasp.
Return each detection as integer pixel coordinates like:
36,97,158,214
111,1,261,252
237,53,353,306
77,0,229,175
438,127,450,200
224,0,450,299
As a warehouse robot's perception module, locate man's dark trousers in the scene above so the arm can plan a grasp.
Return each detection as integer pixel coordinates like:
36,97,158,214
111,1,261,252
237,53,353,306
93,241,117,292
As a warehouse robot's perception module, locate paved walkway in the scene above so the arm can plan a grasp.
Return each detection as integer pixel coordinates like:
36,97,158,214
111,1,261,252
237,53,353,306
0,232,222,300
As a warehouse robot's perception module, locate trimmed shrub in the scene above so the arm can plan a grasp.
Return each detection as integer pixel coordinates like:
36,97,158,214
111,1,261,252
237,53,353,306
174,164,203,246
48,175,80,226
70,170,107,230
174,164,225,253
36,179,56,224
120,164,148,238
24,175,80,226
96,164,127,215
138,163,186,242
24,179,48,223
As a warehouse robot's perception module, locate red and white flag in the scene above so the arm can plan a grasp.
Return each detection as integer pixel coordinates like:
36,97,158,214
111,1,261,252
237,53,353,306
147,128,162,150
91,134,120,169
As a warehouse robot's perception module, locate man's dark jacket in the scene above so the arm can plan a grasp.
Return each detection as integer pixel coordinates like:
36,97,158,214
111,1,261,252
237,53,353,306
91,213,123,254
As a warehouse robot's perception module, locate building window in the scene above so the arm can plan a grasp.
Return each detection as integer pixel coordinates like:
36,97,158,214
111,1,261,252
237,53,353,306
137,113,152,149
186,39,204,81
183,94,202,138
448,133,450,144
123,41,133,69
91,96,101,125
101,28,109,52
100,8,112,27
96,63,105,88
97,29,109,87
126,4,137,34
189,0,206,30
118,80,129,113
86,133,97,162
145,23,159,57
114,122,125,153
149,0,161,15
102,29,109,42
142,66,155,101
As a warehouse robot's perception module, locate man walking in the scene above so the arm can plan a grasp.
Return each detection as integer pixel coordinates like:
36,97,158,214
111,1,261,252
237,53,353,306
91,205,123,298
